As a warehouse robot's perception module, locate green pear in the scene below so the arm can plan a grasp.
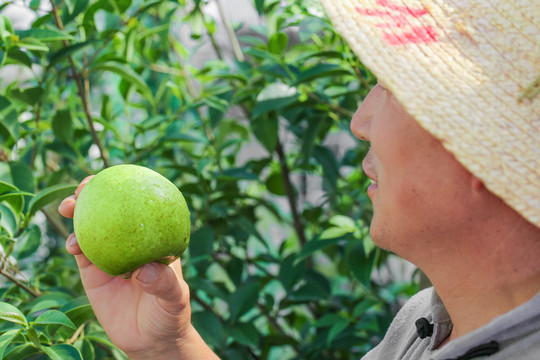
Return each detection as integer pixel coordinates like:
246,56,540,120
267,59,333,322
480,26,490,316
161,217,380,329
73,164,191,276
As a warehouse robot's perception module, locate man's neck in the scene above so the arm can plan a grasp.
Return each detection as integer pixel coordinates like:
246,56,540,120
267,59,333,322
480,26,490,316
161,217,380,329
422,214,540,342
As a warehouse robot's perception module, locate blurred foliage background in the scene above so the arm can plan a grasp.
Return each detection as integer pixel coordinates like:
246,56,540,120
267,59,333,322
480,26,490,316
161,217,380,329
0,0,419,359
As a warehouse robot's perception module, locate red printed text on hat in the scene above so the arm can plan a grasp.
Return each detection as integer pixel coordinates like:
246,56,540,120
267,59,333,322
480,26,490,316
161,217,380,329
356,0,438,45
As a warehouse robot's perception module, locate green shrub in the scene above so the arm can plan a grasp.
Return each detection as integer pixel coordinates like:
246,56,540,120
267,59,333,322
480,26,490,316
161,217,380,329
0,1,418,358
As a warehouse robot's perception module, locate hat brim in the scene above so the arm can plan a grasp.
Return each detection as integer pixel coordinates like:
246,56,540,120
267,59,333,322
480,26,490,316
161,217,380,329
322,0,540,228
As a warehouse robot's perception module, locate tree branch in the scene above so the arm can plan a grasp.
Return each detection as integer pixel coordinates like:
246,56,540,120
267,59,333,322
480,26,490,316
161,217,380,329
215,0,244,62
0,264,40,298
275,138,308,246
50,1,109,168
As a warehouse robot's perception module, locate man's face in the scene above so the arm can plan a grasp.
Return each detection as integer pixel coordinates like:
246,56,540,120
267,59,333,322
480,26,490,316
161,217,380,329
352,84,474,260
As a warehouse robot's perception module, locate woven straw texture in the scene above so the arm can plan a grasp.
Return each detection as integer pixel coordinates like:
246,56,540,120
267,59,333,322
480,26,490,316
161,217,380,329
322,0,540,229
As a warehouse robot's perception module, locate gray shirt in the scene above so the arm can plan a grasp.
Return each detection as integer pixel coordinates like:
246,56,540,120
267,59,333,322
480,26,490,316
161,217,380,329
363,287,540,359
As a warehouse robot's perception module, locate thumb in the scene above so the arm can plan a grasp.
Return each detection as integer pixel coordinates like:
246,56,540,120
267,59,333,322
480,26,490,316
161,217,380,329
133,262,190,314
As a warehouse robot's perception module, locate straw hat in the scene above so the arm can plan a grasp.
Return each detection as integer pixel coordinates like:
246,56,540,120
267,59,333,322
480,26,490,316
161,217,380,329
321,0,540,229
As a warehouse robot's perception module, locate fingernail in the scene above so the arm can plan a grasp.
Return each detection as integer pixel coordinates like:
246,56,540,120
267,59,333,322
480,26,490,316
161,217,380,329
69,235,78,247
75,177,92,196
58,198,74,212
135,263,157,284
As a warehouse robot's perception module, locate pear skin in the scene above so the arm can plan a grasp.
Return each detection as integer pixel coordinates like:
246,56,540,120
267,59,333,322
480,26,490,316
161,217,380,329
74,164,191,276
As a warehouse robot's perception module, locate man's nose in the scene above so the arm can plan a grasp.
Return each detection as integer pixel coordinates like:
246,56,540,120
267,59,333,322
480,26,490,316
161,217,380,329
350,85,381,141
350,106,370,141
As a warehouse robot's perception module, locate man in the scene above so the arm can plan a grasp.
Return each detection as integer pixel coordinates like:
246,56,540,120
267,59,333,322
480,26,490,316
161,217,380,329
59,0,540,358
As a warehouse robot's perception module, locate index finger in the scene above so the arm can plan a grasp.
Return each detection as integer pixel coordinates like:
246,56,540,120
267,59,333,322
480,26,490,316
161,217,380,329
58,195,77,218
58,175,95,219
75,175,95,197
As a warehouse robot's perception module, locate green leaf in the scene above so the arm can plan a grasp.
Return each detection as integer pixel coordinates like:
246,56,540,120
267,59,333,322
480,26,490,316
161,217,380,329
32,310,76,329
228,322,260,347
0,302,28,327
42,344,83,360
249,115,278,153
0,96,18,145
6,48,32,68
52,109,73,144
61,297,95,327
353,298,378,318
191,311,225,347
0,14,14,44
300,118,324,166
3,343,41,360
189,226,214,262
48,39,95,65
228,280,260,322
0,204,18,238
315,313,343,327
313,145,340,192
320,227,353,240
26,327,40,348
232,216,267,248
28,292,73,314
265,172,286,196
295,64,352,85
0,329,20,359
66,0,90,24
9,161,35,194
278,254,305,291
0,182,16,198
16,28,74,42
14,224,41,259
299,16,327,43
329,215,357,229
252,82,298,117
347,241,377,287
327,318,350,346
217,167,258,181
16,38,49,52
60,297,90,313
188,278,228,299
0,181,31,214
84,331,116,349
268,32,288,55
224,257,244,287
76,339,95,360
29,0,41,10
90,62,154,105
26,184,77,219
289,281,326,302
9,86,44,106
296,236,343,263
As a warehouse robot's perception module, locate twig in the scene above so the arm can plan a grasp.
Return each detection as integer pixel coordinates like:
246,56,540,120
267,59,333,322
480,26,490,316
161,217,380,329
0,265,40,298
190,292,226,323
42,208,70,240
307,92,354,118
256,303,301,354
50,1,109,168
29,101,43,170
275,139,308,246
215,0,245,61
67,321,89,344
351,62,373,92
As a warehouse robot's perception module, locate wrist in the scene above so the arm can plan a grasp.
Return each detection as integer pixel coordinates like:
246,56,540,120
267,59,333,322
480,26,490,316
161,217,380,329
127,325,219,360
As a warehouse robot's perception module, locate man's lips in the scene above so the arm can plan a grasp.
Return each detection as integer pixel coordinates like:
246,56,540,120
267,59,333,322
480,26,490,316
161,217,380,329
361,158,377,183
362,160,378,198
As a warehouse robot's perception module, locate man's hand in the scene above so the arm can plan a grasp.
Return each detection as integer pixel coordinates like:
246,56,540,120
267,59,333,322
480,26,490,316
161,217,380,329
58,176,219,360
